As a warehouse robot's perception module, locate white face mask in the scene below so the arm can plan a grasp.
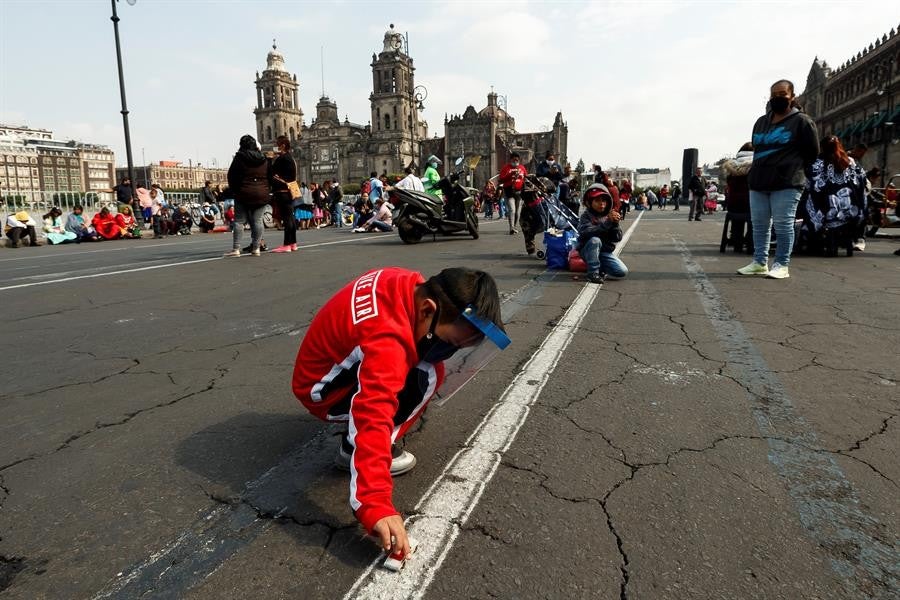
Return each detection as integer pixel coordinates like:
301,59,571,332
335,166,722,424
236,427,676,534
511,162,519,167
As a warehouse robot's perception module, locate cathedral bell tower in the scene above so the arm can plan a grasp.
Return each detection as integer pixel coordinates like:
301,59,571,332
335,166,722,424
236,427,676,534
254,41,303,150
369,24,425,174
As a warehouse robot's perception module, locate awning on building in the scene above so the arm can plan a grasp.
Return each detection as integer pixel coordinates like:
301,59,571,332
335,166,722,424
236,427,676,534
843,121,863,137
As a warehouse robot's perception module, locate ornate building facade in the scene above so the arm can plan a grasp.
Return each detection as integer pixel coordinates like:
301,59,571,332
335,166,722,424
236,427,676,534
253,43,303,149
430,91,568,189
253,26,428,186
799,26,900,182
250,26,566,188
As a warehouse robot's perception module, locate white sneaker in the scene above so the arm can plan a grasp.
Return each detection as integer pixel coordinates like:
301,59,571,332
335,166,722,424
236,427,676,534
737,261,769,276
852,239,866,251
251,248,261,257
766,263,789,279
335,436,417,476
223,249,241,257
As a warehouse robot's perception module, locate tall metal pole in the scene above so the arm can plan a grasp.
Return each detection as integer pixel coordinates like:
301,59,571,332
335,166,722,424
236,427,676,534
110,0,138,218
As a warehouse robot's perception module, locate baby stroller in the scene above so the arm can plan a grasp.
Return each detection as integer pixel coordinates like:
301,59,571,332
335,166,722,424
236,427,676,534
527,176,579,264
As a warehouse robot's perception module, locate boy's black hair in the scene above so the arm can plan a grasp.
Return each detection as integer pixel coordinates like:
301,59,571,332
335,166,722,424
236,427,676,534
370,171,378,178
422,268,505,332
510,152,521,160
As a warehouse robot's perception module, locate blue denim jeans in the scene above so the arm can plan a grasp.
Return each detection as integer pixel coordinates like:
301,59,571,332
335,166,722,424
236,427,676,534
749,188,801,266
580,237,629,278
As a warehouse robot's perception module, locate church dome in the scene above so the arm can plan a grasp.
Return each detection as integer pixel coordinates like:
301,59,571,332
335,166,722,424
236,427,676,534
382,24,404,53
266,41,286,71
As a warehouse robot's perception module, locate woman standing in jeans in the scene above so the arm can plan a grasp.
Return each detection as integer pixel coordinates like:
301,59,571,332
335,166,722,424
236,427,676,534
224,134,271,257
739,79,819,279
270,136,299,252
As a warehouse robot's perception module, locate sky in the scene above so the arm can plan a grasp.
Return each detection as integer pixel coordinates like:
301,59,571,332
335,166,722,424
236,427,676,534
1,0,898,175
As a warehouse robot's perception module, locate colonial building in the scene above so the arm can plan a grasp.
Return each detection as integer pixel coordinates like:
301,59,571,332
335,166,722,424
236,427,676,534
254,42,303,150
432,90,568,188
115,161,227,191
799,26,900,181
0,125,115,200
252,26,428,186
634,168,672,189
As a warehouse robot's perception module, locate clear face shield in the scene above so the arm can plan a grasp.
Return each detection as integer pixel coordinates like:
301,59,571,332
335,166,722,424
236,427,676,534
430,305,511,407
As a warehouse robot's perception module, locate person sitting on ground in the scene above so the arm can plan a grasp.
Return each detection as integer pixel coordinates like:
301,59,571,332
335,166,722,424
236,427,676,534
172,205,193,235
198,202,218,233
115,205,142,238
354,196,374,229
92,207,121,240
355,196,394,232
291,267,508,561
5,210,39,247
577,183,628,284
223,203,235,231
42,207,77,245
65,205,99,242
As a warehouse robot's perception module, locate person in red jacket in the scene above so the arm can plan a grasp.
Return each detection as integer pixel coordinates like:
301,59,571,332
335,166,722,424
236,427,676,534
91,207,120,240
499,152,527,235
292,266,509,561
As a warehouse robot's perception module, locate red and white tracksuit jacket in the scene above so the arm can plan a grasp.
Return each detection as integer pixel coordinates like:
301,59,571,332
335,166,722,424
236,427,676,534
292,267,445,532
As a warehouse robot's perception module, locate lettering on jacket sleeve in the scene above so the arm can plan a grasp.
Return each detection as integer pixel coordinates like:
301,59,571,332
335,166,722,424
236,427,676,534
351,269,383,324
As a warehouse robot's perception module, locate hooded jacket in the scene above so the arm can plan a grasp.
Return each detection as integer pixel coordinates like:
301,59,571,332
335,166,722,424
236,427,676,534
577,183,622,253
227,136,271,206
721,150,754,213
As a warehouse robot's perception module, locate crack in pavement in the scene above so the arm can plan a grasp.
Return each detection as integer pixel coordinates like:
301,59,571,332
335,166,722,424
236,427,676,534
0,365,232,477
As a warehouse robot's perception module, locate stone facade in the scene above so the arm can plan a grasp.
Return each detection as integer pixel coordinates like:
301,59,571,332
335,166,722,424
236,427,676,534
434,91,568,189
254,26,428,187
254,43,303,150
116,162,227,191
798,25,900,182
0,125,115,200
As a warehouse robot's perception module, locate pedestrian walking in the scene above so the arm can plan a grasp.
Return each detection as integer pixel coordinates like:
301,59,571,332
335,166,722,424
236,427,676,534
499,152,526,235
738,79,819,279
224,134,271,257
672,181,681,211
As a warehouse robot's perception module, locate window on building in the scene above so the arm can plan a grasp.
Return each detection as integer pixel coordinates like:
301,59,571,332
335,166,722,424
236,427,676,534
384,115,391,130
266,125,272,141
289,127,295,141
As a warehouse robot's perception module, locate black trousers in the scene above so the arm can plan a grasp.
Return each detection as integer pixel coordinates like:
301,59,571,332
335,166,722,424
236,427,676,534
6,226,37,246
276,193,297,246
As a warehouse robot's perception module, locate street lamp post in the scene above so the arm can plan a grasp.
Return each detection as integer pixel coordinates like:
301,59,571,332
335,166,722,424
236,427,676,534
110,0,138,218
875,63,894,187
410,85,427,169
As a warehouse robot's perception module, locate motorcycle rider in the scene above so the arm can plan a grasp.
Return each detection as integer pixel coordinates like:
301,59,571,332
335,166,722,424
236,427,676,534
500,152,527,235
422,156,443,199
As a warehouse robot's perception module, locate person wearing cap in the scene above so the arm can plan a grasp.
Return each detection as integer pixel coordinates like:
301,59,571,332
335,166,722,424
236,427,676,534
5,210,39,247
198,201,218,233
292,267,509,561
422,155,443,198
577,183,628,284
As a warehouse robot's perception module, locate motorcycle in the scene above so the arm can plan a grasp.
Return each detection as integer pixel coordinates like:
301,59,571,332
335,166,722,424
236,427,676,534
390,157,480,244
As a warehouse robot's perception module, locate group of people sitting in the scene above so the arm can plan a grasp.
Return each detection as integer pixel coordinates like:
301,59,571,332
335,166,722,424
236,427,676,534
4,205,144,247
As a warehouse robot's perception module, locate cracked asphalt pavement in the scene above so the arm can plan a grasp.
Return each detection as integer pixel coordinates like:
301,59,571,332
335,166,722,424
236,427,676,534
0,213,897,599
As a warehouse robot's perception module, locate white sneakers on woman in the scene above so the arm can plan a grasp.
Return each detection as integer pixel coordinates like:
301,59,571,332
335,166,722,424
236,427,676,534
736,261,789,279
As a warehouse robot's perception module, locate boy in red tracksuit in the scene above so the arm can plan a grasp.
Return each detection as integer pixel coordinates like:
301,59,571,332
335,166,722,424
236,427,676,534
292,266,508,560
499,152,527,236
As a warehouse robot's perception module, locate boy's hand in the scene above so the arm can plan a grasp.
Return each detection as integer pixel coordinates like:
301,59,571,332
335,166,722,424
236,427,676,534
609,210,622,223
372,515,410,559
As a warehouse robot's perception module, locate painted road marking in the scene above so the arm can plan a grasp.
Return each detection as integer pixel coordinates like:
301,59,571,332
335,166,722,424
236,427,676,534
674,238,898,597
86,246,596,599
0,235,390,292
344,212,644,599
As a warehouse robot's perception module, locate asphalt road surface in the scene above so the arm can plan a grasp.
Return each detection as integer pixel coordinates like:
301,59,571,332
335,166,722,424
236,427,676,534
1,211,898,600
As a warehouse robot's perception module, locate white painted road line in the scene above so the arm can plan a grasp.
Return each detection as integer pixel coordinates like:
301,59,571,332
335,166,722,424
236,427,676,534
344,211,644,600
0,235,389,292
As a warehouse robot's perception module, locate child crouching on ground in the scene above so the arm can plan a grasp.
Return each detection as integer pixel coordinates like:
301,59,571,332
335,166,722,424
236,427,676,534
577,183,628,285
